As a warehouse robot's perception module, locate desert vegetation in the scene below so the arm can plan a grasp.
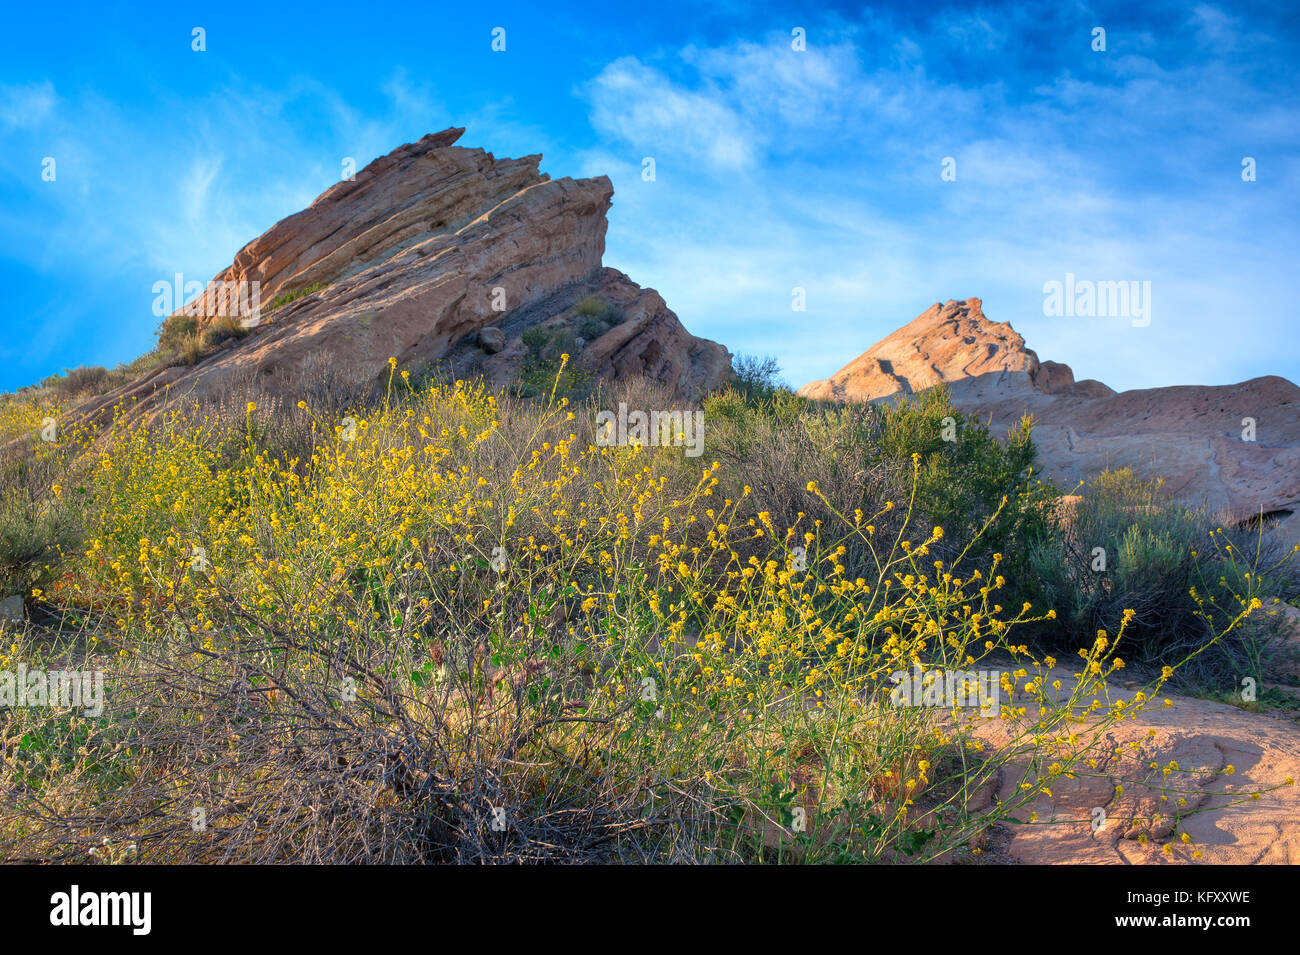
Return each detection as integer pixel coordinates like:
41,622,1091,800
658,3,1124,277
154,309,256,369
0,360,1294,863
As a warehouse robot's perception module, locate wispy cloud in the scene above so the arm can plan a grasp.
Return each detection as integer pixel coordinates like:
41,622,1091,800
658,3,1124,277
0,72,508,381
579,8,1300,392
587,57,760,170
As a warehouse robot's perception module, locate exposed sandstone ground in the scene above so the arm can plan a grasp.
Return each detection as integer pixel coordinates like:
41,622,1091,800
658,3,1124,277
966,667,1300,864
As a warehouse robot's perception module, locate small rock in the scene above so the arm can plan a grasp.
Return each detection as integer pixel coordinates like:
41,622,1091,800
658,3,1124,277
574,337,586,351
0,595,25,625
478,327,505,354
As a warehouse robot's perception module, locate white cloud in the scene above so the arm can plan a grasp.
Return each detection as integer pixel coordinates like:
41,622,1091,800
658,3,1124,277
587,57,758,169
579,20,1300,393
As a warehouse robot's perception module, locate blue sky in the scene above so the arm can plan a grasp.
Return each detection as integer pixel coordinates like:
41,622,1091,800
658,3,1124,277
1,0,1297,394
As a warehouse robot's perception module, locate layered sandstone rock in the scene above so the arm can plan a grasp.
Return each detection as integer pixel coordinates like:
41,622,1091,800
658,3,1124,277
798,298,1115,404
799,298,1300,538
84,129,729,423
798,298,1041,403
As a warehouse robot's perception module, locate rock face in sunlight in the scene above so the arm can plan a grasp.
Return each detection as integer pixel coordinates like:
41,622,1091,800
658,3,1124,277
799,297,1300,538
797,297,1115,404
88,128,730,419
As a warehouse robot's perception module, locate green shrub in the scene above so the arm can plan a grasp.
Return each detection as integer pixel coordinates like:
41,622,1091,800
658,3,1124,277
578,317,608,341
1025,467,1300,688
200,314,251,351
860,388,1059,625
156,314,198,354
521,326,551,361
266,282,327,313
730,354,786,400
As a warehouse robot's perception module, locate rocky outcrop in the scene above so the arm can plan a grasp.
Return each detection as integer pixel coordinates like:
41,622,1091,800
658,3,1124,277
798,298,1114,403
799,298,1300,538
92,129,729,420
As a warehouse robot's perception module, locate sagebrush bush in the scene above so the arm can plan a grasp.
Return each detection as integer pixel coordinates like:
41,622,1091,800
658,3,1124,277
41,366,112,400
1025,468,1300,689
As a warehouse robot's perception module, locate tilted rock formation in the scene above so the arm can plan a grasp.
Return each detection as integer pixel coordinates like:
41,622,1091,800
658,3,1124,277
799,298,1300,538
81,129,729,423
